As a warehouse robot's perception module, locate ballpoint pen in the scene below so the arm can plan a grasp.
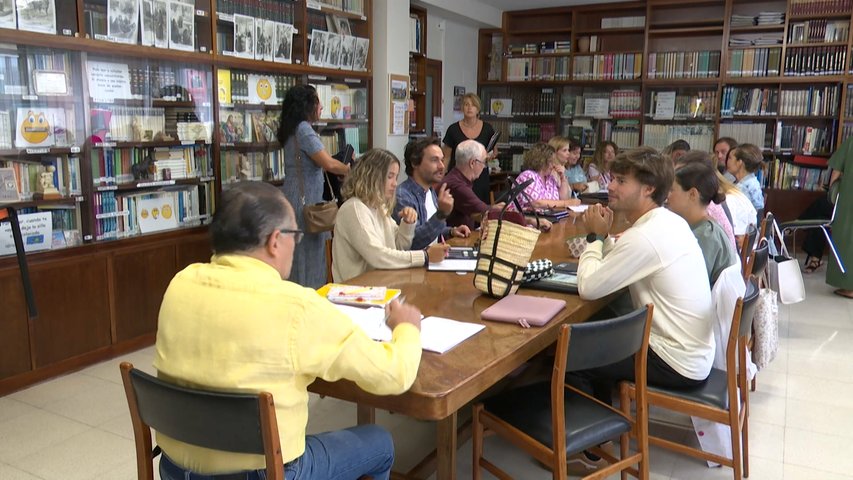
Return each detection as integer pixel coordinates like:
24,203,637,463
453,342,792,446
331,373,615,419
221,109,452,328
383,295,407,324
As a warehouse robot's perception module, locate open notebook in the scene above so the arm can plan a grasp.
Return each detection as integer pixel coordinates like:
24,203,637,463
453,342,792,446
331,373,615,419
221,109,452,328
333,304,484,354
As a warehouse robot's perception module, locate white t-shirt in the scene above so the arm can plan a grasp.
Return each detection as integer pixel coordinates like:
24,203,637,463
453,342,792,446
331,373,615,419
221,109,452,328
425,189,438,245
578,207,715,380
725,190,757,235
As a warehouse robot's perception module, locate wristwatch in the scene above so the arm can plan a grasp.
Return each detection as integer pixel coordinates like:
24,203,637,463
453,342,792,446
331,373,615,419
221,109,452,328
586,232,607,243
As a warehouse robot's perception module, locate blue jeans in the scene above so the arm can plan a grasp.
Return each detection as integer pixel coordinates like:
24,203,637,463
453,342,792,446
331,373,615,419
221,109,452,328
159,425,394,480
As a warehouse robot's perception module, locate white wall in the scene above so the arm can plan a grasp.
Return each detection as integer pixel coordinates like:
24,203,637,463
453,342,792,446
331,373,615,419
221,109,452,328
371,0,410,159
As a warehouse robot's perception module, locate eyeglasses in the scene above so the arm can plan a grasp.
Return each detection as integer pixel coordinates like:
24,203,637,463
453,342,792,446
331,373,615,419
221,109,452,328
279,228,303,244
473,158,487,165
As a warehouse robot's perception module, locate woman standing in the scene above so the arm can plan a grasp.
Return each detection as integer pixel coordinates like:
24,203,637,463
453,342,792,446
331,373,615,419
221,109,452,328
277,85,350,288
826,137,852,298
332,149,448,283
442,93,496,203
586,141,618,189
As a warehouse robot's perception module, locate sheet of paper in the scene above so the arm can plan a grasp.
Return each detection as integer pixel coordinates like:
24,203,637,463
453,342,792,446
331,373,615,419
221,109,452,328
334,304,392,341
568,205,589,213
428,258,477,272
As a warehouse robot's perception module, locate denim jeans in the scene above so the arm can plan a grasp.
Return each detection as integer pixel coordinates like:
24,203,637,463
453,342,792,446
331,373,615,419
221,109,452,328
159,425,394,480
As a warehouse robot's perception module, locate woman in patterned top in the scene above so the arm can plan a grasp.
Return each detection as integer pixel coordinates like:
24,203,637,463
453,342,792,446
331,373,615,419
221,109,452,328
586,141,618,190
512,143,581,211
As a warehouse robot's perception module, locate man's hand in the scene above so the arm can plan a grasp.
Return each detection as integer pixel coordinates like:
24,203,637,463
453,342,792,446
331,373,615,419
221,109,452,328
451,225,471,238
436,183,454,216
385,300,421,331
582,203,613,236
399,207,418,224
426,243,450,263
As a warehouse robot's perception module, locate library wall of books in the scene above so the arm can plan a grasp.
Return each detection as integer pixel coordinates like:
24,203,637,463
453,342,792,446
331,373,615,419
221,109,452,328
478,0,853,216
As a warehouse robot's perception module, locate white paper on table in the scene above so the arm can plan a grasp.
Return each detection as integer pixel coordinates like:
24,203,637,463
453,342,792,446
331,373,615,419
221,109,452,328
428,258,477,272
568,205,589,213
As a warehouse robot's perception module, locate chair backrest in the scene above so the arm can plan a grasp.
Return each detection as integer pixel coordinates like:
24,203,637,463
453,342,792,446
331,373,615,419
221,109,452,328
724,277,760,373
740,223,758,277
751,240,769,279
564,306,653,373
759,212,775,243
120,362,283,480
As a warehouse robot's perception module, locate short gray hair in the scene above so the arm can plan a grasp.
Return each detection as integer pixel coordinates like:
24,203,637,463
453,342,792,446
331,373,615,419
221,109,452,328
455,139,486,166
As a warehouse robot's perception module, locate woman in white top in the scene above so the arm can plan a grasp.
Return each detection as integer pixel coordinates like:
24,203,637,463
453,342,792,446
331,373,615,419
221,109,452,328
332,149,448,282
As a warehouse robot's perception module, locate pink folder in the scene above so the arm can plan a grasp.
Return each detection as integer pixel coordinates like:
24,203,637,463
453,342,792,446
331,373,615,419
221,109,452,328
480,294,566,328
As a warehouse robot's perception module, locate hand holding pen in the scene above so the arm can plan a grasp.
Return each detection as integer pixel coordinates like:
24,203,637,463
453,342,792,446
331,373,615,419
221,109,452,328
385,296,422,331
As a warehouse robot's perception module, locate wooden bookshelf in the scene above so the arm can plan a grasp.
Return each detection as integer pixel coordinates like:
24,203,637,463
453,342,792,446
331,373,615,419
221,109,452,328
409,5,427,134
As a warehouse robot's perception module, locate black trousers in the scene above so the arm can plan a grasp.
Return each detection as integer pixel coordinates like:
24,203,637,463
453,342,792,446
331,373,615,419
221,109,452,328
567,347,706,405
798,196,834,259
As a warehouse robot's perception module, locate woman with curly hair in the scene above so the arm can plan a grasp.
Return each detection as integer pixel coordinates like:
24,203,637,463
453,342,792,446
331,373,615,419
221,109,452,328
332,149,448,282
512,142,580,211
586,140,618,189
277,84,349,288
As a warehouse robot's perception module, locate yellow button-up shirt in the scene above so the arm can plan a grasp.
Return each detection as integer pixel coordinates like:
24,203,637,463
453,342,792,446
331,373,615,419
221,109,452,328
153,254,422,473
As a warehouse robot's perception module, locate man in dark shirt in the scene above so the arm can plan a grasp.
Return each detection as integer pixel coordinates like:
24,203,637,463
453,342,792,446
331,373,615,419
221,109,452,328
394,138,471,249
441,139,491,229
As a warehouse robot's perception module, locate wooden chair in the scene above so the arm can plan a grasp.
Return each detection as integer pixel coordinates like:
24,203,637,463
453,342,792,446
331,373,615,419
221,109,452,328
620,279,760,480
472,306,654,480
739,224,758,281
325,236,334,283
119,362,284,480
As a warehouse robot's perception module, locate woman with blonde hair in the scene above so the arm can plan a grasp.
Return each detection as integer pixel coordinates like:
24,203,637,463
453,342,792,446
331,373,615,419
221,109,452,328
442,92,497,203
332,148,448,282
549,136,588,194
512,142,580,211
586,141,618,189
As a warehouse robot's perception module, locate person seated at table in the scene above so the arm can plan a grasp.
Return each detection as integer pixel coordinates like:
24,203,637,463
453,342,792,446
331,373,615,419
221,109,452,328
662,138,691,163
667,161,740,286
154,181,423,480
549,136,588,194
713,136,738,178
333,148,449,283
726,143,765,215
393,138,471,250
586,140,618,189
674,150,737,250
512,142,581,211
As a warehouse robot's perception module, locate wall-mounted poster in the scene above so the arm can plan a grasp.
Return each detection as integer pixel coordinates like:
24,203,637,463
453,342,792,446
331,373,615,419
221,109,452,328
273,22,294,64
15,0,56,34
233,13,254,59
168,0,195,51
107,0,139,44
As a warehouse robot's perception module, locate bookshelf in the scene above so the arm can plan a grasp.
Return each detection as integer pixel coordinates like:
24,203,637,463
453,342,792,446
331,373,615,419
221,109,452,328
478,0,853,221
0,0,374,394
409,5,427,134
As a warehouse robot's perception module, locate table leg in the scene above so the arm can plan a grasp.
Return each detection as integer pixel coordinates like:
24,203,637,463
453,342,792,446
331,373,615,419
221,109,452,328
357,404,376,425
436,412,458,480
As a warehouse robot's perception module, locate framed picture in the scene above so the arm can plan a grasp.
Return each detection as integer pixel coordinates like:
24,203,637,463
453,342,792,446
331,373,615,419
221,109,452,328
233,14,255,59
308,29,327,67
0,167,19,203
107,0,139,44
273,22,294,64
141,0,168,48
323,32,341,69
0,0,16,29
33,70,68,96
15,0,56,34
255,19,274,62
353,37,369,71
334,16,351,36
168,0,195,51
339,35,356,70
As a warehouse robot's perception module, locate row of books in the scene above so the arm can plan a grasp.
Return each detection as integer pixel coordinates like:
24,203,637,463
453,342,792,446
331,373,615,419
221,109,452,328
217,0,297,23
506,57,570,81
602,16,645,29
646,51,721,80
308,0,365,16
718,122,769,149
778,86,840,117
221,150,286,183
789,0,853,15
127,67,179,98
0,110,10,149
2,156,81,200
506,41,571,55
90,107,166,143
721,87,779,117
480,90,561,116
409,14,423,53
765,158,831,191
730,12,784,27
778,124,832,154
598,120,640,150
487,121,551,147
641,124,715,152
783,46,847,76
729,35,782,47
841,123,853,143
90,144,211,185
218,70,295,105
788,20,849,44
94,185,212,240
648,91,718,119
0,50,72,96
571,90,642,118
572,53,642,81
845,85,853,116
726,48,781,78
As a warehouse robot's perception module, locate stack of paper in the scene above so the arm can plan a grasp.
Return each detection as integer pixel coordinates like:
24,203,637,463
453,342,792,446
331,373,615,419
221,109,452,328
318,283,401,307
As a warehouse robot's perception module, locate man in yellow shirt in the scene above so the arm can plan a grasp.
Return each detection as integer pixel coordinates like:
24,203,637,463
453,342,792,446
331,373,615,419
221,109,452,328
154,181,423,480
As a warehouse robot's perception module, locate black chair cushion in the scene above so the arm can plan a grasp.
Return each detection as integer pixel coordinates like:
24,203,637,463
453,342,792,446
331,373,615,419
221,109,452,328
483,381,630,457
647,368,728,411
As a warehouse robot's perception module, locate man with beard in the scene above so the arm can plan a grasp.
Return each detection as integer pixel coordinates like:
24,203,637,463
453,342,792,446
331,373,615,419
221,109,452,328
567,146,714,474
393,137,470,250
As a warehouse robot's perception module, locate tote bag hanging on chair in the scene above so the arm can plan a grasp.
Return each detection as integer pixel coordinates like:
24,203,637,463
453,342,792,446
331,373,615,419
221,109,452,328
768,217,806,304
474,178,541,298
294,136,338,233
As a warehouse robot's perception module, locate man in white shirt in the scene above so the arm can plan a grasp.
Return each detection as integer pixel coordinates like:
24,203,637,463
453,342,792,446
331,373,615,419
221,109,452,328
577,145,714,397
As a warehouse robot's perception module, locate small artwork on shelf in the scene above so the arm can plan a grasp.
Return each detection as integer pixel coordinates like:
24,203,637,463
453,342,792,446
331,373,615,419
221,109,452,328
141,0,168,48
0,0,16,29
32,70,68,96
107,0,139,44
353,37,369,71
15,0,56,34
339,35,356,70
324,32,341,69
309,29,327,67
0,167,19,203
255,19,274,62
168,1,195,51
273,22,294,64
14,107,67,148
233,13,255,59
334,16,351,36
219,110,248,143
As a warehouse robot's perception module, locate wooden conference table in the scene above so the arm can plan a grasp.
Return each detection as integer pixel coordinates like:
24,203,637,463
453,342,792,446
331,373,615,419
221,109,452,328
309,220,616,480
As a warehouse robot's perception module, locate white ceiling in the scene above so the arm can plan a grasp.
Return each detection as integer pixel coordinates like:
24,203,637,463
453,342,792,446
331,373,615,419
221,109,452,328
475,0,623,11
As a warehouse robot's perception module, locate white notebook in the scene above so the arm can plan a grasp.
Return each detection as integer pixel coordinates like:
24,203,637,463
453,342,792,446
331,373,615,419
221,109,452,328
333,304,484,354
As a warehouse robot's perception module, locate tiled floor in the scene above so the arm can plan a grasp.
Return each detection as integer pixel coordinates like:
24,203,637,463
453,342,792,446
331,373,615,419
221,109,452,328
1,262,852,479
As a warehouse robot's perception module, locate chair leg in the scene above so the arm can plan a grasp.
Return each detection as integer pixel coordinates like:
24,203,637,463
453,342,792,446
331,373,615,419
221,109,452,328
821,227,847,274
750,376,756,392
730,408,742,480
619,383,632,480
472,404,484,480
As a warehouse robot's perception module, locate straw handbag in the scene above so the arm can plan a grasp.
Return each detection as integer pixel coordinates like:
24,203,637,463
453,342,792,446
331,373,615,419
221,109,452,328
474,178,541,298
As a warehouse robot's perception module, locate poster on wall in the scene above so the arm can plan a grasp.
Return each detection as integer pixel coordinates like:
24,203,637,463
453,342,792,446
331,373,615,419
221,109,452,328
389,74,409,136
453,86,465,113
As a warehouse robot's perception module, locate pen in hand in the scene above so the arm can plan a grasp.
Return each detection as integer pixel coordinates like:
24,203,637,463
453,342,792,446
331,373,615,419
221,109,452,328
384,295,407,324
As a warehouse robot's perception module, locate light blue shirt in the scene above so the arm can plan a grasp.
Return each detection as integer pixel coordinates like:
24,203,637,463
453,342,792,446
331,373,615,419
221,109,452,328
736,173,764,211
565,164,588,185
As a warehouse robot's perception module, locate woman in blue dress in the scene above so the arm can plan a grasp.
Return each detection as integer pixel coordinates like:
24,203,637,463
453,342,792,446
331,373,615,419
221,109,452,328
278,85,350,288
